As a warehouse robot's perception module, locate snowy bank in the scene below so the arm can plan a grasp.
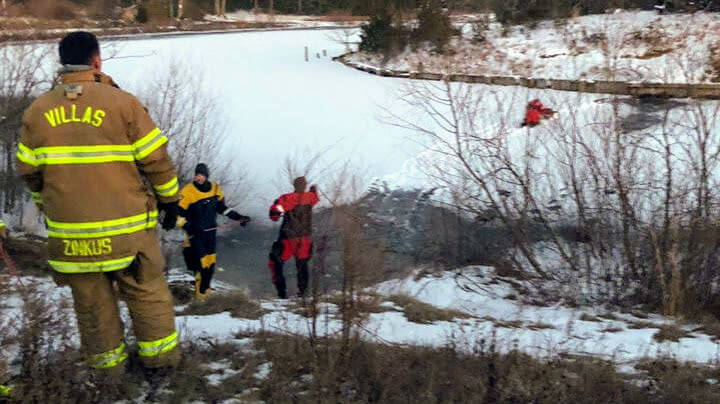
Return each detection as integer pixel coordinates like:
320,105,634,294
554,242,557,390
347,10,720,84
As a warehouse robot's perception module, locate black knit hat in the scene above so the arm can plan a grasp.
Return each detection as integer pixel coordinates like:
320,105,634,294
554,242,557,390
195,163,209,178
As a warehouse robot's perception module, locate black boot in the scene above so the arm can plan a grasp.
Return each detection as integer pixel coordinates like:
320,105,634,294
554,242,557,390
296,259,309,298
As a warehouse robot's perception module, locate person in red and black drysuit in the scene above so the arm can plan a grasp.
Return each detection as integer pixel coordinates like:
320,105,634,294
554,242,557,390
268,176,319,299
521,99,555,127
179,163,251,300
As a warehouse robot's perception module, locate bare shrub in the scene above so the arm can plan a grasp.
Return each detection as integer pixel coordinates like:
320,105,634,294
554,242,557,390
387,76,720,315
470,17,490,44
0,43,52,225
138,61,251,203
326,29,358,53
0,282,130,403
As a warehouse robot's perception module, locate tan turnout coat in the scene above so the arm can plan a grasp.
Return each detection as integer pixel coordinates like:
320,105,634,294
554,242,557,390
17,67,179,273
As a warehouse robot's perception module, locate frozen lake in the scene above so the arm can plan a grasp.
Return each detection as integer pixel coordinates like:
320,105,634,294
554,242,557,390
101,29,421,217
21,29,705,293
92,28,425,294
98,29,697,293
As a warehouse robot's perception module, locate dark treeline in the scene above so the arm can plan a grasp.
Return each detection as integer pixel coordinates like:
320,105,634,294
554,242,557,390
223,0,660,17
4,0,673,20
218,0,467,15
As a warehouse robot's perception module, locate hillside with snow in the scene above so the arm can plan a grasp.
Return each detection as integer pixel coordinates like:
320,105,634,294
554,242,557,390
348,10,720,84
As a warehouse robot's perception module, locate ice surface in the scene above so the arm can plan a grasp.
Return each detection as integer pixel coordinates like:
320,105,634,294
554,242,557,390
98,29,423,216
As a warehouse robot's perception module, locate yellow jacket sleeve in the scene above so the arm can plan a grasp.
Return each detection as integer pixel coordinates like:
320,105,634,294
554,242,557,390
16,110,44,209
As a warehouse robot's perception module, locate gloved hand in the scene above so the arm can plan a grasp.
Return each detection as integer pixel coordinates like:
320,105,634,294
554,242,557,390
310,185,318,193
227,211,251,226
158,201,178,230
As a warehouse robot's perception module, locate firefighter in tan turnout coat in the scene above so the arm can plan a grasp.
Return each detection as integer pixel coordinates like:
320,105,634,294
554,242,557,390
16,32,181,373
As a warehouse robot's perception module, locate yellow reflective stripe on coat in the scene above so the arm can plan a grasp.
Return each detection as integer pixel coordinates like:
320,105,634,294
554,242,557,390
16,142,38,166
0,384,11,397
133,128,168,160
138,331,179,358
48,255,135,273
32,144,135,165
15,128,169,166
154,177,179,197
0,221,5,230
46,211,158,239
87,343,129,369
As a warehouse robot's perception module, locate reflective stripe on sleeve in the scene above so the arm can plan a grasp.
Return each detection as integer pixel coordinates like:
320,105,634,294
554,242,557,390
133,128,168,160
16,142,38,166
154,177,179,198
0,384,12,397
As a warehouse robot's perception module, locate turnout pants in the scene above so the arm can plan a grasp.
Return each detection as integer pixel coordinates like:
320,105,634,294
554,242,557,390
56,230,180,370
268,237,312,298
183,230,217,295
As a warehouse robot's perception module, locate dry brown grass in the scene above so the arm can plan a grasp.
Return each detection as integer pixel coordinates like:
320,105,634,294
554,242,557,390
492,319,524,329
627,320,658,329
527,322,555,330
636,360,720,403
7,298,720,404
653,325,691,343
324,293,394,315
387,294,471,324
23,0,80,20
598,312,619,321
708,42,720,83
288,293,393,319
254,333,649,403
690,315,720,341
579,313,602,322
181,291,265,320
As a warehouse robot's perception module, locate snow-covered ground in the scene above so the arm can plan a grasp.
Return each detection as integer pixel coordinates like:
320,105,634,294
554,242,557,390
180,266,720,368
348,10,720,84
4,263,720,386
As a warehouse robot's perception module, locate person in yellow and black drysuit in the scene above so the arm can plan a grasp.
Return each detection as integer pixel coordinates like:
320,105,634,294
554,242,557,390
16,32,181,380
179,164,250,300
